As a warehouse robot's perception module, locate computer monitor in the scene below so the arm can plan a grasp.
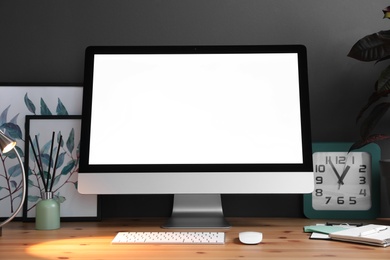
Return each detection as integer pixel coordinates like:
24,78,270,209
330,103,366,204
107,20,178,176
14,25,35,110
78,45,314,228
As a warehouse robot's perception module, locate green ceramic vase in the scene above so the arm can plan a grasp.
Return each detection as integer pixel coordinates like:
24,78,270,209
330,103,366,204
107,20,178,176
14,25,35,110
35,192,60,230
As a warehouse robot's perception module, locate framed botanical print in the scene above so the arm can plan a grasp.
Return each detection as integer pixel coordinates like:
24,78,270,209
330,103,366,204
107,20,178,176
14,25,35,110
24,115,100,220
0,84,100,221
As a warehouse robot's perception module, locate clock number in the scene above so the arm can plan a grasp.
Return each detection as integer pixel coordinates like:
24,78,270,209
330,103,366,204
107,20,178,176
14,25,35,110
315,176,323,184
315,189,323,197
315,165,325,172
359,176,366,185
323,196,358,205
359,165,367,173
359,189,367,197
325,156,355,164
349,197,357,205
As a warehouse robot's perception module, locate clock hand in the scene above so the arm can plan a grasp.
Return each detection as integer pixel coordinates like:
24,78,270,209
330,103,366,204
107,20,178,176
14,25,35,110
336,165,351,190
339,165,351,185
328,159,344,185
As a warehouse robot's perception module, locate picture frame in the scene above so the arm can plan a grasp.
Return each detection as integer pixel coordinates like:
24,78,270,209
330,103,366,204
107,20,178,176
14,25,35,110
24,115,100,221
0,84,92,220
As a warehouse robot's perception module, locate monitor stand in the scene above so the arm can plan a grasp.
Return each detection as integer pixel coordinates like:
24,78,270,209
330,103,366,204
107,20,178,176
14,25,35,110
162,194,231,229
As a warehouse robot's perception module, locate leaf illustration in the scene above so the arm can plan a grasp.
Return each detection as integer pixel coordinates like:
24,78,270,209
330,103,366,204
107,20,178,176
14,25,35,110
40,153,51,167
54,193,66,204
55,152,66,169
52,175,61,188
61,159,76,176
24,93,36,114
8,164,22,177
9,113,20,125
28,195,41,203
10,180,17,188
27,168,34,177
76,142,80,158
41,140,52,155
56,98,69,115
1,122,22,140
66,128,75,153
4,146,24,159
27,178,34,187
57,131,64,147
0,105,10,126
40,98,52,115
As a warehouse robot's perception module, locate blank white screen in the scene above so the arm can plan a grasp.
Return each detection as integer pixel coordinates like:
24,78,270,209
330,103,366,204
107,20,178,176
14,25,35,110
89,53,303,165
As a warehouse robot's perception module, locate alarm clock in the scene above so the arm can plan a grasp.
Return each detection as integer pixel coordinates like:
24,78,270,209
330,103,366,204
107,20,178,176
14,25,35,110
303,142,380,219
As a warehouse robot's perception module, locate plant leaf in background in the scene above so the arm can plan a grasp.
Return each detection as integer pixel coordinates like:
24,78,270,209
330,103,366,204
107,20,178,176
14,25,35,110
348,6,390,150
360,102,390,139
348,30,390,62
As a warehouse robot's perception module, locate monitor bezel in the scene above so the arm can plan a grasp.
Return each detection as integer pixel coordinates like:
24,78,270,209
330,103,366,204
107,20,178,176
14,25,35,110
79,45,312,174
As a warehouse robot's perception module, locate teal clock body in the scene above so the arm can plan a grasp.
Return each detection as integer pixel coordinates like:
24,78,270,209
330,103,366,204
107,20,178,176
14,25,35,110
304,142,381,219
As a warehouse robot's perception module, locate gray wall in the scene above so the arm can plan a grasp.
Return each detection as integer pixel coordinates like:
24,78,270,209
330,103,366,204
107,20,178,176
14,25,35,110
2,0,390,217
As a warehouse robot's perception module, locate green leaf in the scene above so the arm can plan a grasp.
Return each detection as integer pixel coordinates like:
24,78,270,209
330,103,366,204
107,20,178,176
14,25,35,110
52,175,61,189
42,139,53,155
1,122,22,140
24,93,36,114
61,159,76,176
9,113,20,125
348,30,390,62
27,179,34,187
58,131,64,147
350,134,390,151
27,168,34,177
40,153,51,167
56,98,69,115
8,164,22,177
66,128,75,153
54,194,66,204
28,195,41,203
40,98,52,115
10,180,17,188
76,142,80,158
5,146,24,159
356,89,390,122
55,152,66,169
377,65,390,92
360,102,390,138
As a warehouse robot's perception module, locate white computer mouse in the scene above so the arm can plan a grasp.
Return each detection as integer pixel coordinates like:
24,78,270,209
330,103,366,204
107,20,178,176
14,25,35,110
238,231,263,245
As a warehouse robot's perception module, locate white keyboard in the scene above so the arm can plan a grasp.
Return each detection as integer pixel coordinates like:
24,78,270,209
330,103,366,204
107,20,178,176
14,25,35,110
111,231,225,244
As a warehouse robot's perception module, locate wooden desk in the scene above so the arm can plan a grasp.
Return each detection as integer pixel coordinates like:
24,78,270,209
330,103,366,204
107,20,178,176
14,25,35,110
1,218,389,260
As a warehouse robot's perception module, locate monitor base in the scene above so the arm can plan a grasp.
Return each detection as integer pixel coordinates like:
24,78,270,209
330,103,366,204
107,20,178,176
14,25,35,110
162,194,231,229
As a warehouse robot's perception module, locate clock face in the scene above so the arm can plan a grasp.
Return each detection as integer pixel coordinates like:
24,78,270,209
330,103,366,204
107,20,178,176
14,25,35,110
312,152,372,211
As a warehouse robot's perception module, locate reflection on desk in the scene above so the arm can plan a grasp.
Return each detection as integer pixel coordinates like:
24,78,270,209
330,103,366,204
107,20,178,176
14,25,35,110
1,218,389,260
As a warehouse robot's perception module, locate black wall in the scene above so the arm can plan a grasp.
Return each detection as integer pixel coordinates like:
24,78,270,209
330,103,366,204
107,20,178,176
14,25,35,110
2,0,389,217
